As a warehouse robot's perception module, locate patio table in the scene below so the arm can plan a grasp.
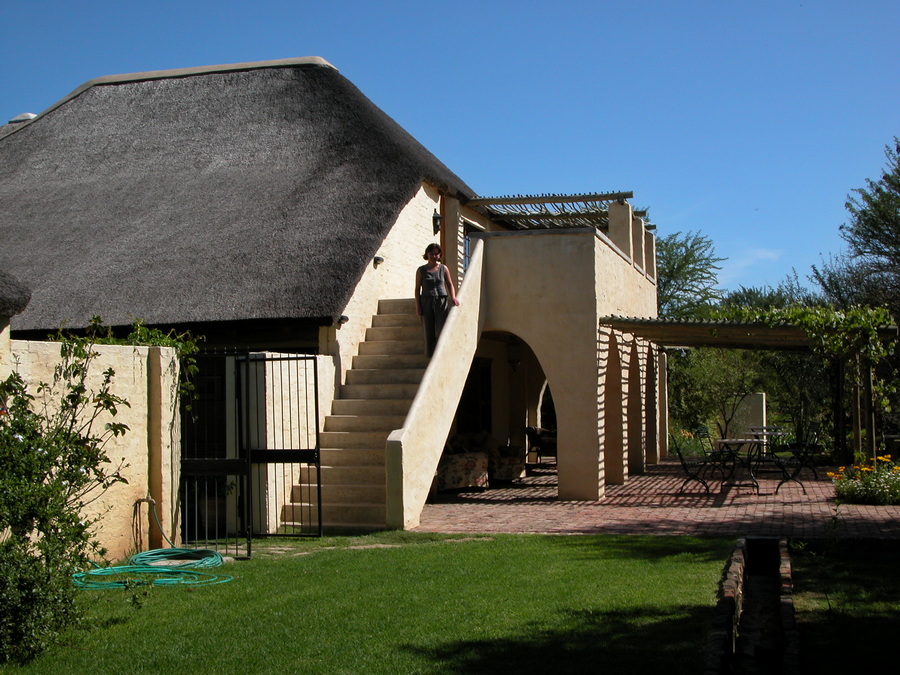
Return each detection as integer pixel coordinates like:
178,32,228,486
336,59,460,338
716,438,763,492
747,429,805,493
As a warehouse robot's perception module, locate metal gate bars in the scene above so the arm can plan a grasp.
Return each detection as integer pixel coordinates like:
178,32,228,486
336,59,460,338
181,351,323,557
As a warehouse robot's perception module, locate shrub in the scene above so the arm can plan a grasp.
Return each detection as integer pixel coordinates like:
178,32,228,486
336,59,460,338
829,454,900,505
0,328,129,663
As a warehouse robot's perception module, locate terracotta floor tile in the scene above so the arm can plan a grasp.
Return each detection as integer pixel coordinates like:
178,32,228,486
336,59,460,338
415,459,900,538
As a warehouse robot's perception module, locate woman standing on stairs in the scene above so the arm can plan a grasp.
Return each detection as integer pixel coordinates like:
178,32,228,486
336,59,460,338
415,243,460,357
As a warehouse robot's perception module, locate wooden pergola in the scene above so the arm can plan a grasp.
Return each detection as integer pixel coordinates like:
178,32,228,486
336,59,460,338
600,316,900,460
468,191,651,232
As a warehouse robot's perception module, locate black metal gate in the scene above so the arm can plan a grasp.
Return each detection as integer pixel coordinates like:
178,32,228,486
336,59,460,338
181,351,322,557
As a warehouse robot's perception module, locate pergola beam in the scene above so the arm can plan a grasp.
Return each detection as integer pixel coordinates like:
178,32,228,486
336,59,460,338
468,191,633,206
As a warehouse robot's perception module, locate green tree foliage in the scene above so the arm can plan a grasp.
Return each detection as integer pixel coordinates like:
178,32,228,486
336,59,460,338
0,326,129,664
655,230,725,318
720,280,833,442
814,138,900,318
668,348,764,438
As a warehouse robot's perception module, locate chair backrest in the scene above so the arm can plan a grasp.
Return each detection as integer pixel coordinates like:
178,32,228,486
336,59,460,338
524,426,541,449
693,426,717,456
802,421,821,445
669,434,691,466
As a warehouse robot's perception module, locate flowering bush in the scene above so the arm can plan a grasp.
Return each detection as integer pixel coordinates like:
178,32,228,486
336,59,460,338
0,329,129,664
829,455,900,505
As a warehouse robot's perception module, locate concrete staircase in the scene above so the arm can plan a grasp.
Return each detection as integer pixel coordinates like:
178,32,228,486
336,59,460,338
283,298,426,530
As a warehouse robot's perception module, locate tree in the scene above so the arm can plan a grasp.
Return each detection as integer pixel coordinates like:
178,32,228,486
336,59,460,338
816,138,900,318
667,347,763,438
655,230,725,318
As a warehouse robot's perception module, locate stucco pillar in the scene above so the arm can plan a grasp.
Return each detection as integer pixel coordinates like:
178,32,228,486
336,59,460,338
442,196,463,289
627,339,646,475
601,329,626,485
644,229,657,283
631,216,645,273
607,200,633,260
644,344,659,465
658,350,669,459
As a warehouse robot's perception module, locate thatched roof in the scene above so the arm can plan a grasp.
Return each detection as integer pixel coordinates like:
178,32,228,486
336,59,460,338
0,270,31,317
0,57,474,331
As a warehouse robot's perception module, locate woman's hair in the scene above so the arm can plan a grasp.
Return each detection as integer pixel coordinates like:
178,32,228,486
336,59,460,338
423,243,442,259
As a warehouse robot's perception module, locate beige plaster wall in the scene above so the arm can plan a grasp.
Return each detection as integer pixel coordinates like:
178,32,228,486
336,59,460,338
10,340,179,561
476,229,654,500
322,183,442,393
386,222,659,526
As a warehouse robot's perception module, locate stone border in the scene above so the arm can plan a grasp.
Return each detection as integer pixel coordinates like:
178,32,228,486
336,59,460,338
706,537,800,674
705,537,745,674
779,538,800,675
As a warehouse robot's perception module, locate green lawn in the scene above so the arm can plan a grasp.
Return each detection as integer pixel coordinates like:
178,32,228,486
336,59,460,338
792,538,900,672
8,533,732,674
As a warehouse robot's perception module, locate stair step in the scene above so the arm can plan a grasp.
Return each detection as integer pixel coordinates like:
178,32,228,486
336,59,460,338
352,354,429,370
345,368,424,385
291,483,384,503
324,415,406,432
365,325,422,342
282,502,386,525
358,341,423,356
340,383,420,400
320,430,390,449
331,398,413,415
320,448,385,466
378,298,417,314
318,464,385,484
372,313,421,328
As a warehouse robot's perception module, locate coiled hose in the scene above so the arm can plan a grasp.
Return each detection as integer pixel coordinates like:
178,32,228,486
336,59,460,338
73,498,234,589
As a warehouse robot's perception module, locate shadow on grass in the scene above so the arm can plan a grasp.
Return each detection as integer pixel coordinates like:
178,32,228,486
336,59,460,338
539,532,733,564
793,539,900,671
403,605,711,675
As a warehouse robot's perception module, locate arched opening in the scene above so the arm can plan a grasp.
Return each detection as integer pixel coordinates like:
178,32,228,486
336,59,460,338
432,331,559,497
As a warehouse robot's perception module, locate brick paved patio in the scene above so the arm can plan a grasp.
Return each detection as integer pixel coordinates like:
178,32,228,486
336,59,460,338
415,459,900,538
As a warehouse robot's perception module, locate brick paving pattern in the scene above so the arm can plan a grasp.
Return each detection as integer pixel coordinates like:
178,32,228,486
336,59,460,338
415,459,900,538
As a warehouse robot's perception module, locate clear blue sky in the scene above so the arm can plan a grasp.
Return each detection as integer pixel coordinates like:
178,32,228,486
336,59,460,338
3,0,898,293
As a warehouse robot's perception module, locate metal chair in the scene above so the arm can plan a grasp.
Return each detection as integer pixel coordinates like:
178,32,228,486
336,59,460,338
694,425,733,480
670,434,712,493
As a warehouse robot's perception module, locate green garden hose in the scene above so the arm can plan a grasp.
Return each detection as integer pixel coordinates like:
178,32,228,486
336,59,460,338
73,497,234,589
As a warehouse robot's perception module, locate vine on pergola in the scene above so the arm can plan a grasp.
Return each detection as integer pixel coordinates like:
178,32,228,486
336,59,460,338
719,304,897,457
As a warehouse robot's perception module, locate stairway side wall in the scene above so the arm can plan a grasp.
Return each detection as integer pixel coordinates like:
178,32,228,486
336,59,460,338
386,240,486,528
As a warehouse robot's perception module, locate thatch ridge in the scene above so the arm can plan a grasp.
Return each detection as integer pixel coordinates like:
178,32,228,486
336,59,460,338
0,60,474,331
